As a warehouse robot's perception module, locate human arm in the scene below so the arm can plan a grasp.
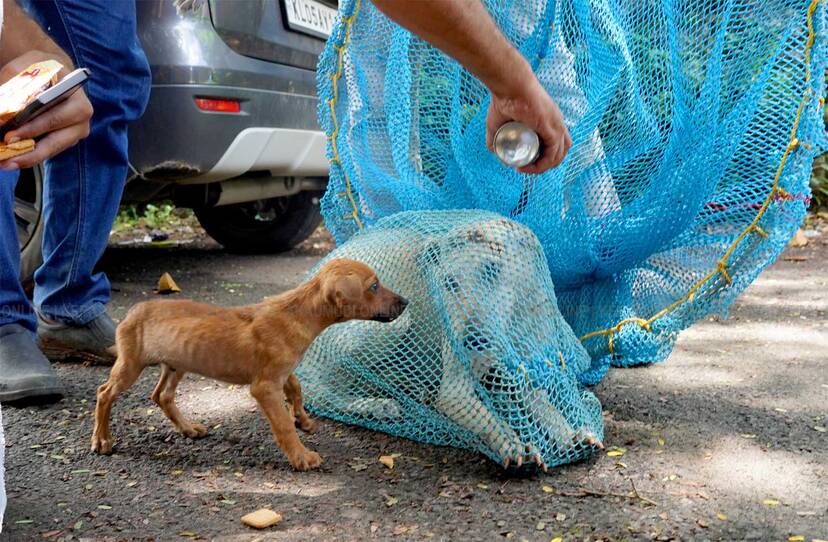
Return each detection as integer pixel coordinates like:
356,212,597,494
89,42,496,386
370,0,571,173
0,0,93,169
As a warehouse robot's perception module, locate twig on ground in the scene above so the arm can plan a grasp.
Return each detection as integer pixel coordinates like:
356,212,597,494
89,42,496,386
557,483,658,507
629,478,659,506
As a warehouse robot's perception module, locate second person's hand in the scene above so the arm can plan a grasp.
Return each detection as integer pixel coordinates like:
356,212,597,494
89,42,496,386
485,61,571,174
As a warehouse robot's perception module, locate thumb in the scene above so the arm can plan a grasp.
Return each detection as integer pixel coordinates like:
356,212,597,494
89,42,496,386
485,102,509,152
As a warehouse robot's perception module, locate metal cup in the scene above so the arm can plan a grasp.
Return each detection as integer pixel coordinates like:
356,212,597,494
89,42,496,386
493,121,541,168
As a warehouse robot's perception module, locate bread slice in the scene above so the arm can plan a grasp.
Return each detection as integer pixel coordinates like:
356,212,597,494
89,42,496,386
0,139,35,161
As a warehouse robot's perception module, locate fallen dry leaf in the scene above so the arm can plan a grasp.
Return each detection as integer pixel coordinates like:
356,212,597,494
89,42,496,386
542,485,555,493
550,537,563,542
536,521,546,530
607,450,624,458
178,531,198,538
379,455,395,469
657,438,665,446
156,272,182,294
763,499,781,506
716,512,727,521
386,496,399,507
787,536,805,541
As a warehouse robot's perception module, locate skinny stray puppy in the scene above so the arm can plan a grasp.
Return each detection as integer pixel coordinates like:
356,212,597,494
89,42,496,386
91,258,408,470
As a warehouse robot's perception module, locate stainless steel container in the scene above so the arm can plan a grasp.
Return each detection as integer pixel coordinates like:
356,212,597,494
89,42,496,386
493,121,541,168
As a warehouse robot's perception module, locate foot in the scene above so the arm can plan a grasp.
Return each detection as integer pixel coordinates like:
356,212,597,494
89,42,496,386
37,312,117,364
499,441,545,471
573,428,604,450
288,448,323,471
295,415,317,433
0,324,64,404
90,432,114,454
180,422,209,439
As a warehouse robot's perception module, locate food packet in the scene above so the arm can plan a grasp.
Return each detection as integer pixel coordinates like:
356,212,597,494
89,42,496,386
0,60,63,125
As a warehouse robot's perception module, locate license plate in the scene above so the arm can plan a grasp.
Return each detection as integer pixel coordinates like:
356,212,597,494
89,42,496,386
283,0,337,39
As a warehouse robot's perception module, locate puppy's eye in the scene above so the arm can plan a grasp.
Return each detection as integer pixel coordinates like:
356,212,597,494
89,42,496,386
369,281,379,293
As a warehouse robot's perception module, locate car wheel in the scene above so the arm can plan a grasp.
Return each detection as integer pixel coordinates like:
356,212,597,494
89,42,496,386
15,165,45,284
194,190,324,254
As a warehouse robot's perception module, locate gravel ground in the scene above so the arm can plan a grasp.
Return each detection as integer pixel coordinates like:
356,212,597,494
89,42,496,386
1,225,826,542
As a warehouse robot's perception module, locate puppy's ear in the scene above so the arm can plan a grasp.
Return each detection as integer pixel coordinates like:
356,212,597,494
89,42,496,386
331,273,363,307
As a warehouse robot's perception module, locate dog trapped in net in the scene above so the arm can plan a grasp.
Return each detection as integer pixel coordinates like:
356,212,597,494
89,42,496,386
299,211,604,470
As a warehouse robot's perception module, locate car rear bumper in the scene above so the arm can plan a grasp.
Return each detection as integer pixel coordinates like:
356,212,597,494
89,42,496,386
128,84,326,181
179,126,329,184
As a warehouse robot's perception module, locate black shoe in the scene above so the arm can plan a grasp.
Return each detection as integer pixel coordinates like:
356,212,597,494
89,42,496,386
0,324,64,404
37,312,117,365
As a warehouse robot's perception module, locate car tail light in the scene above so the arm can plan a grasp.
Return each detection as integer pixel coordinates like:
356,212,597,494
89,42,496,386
194,97,242,113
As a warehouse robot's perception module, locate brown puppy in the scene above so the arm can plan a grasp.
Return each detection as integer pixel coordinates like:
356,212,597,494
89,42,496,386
91,258,407,470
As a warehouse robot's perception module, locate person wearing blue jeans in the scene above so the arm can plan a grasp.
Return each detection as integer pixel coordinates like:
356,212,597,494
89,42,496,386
0,0,151,403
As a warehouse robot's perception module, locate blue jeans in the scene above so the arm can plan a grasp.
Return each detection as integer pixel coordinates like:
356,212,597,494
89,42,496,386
0,0,150,333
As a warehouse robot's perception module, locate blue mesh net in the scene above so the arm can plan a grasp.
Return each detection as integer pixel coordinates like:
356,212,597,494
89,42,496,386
300,0,828,467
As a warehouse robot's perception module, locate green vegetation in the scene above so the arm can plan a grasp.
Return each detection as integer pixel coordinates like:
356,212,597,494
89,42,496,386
810,153,828,211
112,201,195,233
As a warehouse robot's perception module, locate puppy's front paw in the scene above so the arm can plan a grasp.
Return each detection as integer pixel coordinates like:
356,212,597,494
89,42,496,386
90,434,113,455
181,423,209,439
289,449,323,471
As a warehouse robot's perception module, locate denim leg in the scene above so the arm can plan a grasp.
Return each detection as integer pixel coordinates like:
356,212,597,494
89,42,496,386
23,0,151,324
0,171,36,333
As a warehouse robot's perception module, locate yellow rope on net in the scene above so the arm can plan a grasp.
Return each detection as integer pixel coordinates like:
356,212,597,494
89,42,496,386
327,0,364,229
579,0,822,353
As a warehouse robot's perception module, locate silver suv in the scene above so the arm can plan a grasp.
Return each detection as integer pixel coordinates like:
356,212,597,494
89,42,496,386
16,0,336,280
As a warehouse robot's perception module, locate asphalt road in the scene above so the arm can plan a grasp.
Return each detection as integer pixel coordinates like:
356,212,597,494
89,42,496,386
1,227,826,541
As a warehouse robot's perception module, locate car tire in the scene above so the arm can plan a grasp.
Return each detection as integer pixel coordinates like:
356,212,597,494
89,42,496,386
15,165,45,285
194,190,324,254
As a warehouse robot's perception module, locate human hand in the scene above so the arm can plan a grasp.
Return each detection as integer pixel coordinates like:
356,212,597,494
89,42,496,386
485,68,571,174
0,51,93,170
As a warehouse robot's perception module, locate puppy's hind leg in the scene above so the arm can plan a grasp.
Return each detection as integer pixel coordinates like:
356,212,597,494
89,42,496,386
284,373,316,433
151,364,208,439
91,351,144,454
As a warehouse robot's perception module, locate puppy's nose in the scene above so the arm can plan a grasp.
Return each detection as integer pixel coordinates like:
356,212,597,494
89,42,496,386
397,297,409,311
